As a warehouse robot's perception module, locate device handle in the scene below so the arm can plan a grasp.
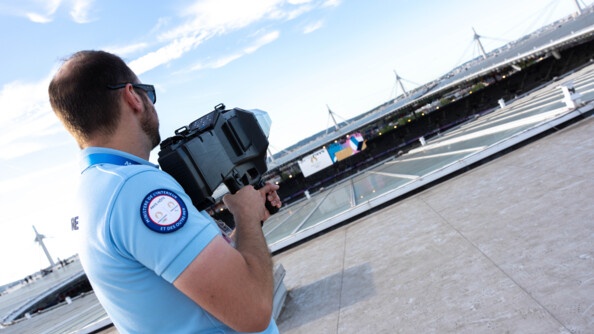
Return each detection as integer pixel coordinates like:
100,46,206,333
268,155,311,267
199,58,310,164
265,198,279,215
225,178,279,216
256,180,280,215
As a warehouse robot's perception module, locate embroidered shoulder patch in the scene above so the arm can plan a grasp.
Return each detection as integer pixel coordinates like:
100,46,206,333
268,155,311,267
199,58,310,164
140,189,188,233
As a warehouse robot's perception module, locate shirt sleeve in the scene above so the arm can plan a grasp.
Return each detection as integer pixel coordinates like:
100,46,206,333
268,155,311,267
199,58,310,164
108,167,221,283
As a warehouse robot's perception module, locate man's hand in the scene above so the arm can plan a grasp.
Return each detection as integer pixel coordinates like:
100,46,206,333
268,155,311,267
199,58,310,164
260,182,282,219
223,185,267,225
174,183,282,332
223,183,281,224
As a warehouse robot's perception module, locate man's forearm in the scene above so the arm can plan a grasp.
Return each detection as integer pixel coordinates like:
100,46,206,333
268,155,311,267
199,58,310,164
233,217,274,303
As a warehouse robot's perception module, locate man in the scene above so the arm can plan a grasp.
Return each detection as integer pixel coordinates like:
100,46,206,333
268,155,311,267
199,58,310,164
48,50,282,333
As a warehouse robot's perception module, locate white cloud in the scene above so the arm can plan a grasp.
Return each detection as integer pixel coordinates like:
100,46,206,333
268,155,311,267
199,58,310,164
26,11,53,23
27,0,61,23
183,0,283,32
129,0,340,74
0,74,61,159
191,30,279,70
156,0,281,44
282,3,315,20
288,0,314,4
0,78,50,124
129,32,210,75
105,42,149,57
210,54,244,69
139,0,313,73
0,160,75,194
322,0,341,7
69,0,95,23
2,140,47,160
6,0,94,23
131,0,285,74
150,17,172,35
245,30,280,53
303,20,323,34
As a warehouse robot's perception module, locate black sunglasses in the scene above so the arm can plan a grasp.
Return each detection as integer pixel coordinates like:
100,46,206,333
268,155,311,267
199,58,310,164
107,83,156,104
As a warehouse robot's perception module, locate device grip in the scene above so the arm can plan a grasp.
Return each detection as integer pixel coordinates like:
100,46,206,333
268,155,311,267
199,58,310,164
265,198,279,215
255,180,279,216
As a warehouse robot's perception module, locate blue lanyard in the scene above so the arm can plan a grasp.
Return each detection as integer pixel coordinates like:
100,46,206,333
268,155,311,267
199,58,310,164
85,153,141,168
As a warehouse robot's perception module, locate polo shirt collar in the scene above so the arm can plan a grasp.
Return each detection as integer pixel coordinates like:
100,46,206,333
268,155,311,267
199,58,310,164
80,147,158,173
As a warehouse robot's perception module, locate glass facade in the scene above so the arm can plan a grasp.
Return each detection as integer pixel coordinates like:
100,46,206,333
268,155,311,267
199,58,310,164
266,72,594,252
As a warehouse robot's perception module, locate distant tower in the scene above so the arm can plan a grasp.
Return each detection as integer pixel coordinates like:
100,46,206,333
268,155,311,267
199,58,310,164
472,27,488,60
325,105,350,134
394,70,408,97
327,104,340,131
33,225,55,267
267,148,275,163
572,0,582,15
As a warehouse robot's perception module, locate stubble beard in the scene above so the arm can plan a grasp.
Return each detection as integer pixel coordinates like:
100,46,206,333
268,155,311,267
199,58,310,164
141,99,161,150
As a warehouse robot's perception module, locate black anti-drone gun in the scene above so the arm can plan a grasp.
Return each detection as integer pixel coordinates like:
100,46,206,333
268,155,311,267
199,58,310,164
158,103,278,215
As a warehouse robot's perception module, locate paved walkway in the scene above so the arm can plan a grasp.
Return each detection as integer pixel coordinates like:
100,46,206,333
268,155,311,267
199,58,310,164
273,114,594,333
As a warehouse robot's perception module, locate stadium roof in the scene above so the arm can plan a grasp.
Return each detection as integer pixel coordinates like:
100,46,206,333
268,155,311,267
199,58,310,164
267,7,594,169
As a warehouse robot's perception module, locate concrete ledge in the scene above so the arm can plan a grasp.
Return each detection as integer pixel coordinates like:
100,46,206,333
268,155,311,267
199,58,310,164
272,264,288,320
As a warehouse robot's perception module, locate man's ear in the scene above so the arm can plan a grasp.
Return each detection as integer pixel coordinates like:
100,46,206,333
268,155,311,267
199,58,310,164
122,84,143,113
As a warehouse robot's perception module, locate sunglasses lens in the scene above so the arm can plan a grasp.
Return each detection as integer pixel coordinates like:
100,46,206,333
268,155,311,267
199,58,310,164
108,83,155,104
148,90,156,104
138,85,156,104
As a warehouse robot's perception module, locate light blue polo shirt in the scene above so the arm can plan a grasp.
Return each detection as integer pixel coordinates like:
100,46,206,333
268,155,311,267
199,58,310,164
76,147,278,334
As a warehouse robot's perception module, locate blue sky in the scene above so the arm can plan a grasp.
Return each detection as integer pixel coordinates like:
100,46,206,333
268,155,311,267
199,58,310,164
0,0,586,285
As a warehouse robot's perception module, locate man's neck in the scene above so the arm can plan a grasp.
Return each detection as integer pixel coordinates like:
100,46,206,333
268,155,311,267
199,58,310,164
84,137,151,161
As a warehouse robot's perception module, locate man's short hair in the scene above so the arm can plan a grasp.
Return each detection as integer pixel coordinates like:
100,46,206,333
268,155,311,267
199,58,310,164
49,50,137,144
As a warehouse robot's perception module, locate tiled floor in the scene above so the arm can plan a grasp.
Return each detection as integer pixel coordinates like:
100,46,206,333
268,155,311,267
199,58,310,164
274,114,594,333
